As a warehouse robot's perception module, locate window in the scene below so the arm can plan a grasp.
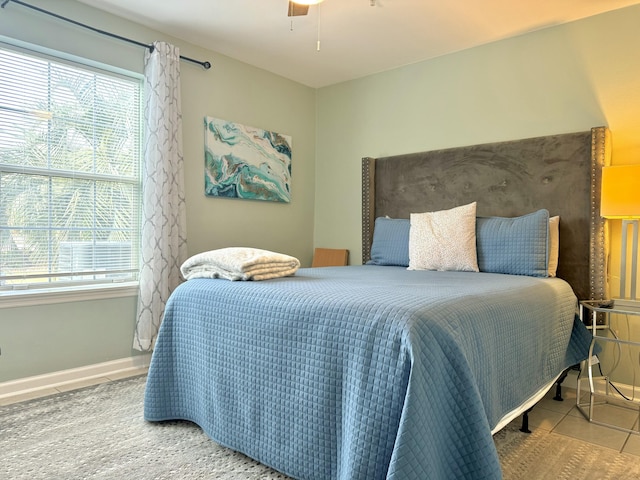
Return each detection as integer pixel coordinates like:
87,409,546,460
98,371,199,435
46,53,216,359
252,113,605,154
0,43,142,294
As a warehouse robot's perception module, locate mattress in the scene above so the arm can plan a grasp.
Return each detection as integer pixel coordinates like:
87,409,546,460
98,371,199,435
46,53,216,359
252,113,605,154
144,265,592,479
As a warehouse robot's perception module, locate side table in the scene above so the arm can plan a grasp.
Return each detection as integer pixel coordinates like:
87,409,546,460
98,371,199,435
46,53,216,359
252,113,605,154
577,299,640,434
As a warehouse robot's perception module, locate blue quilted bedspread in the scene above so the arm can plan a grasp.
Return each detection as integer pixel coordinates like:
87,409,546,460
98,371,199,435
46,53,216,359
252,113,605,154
144,266,592,480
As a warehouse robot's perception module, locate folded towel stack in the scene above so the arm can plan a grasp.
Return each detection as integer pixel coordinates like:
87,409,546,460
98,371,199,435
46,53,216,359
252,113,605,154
180,247,300,281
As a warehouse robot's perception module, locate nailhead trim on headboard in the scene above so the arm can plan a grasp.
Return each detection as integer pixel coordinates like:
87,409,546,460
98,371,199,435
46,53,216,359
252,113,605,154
589,126,610,301
361,127,610,301
361,157,375,264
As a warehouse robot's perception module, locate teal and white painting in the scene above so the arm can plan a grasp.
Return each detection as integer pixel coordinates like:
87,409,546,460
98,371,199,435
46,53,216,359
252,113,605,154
204,117,292,203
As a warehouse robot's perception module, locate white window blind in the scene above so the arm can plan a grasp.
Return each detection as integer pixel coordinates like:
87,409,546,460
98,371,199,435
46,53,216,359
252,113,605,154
0,44,142,291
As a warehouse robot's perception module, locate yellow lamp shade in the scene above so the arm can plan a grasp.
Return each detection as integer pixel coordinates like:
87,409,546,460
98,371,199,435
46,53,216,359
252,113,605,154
601,165,640,219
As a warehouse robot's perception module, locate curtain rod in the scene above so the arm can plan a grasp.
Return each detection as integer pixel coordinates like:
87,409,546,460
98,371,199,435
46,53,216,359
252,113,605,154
0,0,212,69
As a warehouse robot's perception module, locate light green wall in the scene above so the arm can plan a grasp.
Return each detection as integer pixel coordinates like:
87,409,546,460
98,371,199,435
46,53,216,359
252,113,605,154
3,1,640,383
0,0,316,382
0,297,139,379
314,6,640,388
315,5,640,264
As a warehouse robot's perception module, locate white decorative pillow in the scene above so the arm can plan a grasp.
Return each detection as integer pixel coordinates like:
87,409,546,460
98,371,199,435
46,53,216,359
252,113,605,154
408,202,479,272
548,216,560,277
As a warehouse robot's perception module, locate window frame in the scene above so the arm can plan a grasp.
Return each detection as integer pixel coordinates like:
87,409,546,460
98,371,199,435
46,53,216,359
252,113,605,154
0,38,143,306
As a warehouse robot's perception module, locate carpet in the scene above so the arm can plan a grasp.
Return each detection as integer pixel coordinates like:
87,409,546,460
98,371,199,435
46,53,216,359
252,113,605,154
1,375,639,479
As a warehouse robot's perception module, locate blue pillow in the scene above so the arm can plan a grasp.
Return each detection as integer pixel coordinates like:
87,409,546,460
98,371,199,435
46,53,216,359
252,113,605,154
367,217,410,266
476,209,549,277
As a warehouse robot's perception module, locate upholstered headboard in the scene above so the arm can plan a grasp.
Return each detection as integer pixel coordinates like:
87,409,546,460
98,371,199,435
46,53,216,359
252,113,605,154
362,127,610,301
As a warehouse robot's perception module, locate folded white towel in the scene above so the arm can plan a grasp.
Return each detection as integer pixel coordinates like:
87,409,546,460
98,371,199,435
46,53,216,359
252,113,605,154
181,247,300,281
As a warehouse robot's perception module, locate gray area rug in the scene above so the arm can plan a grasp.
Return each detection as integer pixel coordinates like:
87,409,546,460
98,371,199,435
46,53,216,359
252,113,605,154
1,375,639,479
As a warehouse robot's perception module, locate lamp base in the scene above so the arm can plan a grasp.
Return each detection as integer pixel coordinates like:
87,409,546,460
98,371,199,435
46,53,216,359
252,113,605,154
619,219,639,301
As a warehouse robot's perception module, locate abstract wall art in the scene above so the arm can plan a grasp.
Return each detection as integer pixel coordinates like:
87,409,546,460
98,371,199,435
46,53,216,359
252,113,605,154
204,117,292,203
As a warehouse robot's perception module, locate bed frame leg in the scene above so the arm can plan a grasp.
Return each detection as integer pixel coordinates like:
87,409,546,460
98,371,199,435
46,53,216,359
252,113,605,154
553,368,569,401
520,366,571,433
520,407,533,433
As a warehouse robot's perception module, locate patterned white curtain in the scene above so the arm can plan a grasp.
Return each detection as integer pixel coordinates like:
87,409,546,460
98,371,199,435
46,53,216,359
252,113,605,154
133,42,187,351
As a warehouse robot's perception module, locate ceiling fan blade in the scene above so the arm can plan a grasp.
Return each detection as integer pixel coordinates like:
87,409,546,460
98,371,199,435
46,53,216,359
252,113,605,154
287,1,309,16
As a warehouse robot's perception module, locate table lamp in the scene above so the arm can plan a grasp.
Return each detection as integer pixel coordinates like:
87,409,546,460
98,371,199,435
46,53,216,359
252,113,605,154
601,165,640,303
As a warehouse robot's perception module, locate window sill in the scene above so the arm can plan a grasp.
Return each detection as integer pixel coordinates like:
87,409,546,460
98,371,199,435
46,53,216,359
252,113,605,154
0,282,138,309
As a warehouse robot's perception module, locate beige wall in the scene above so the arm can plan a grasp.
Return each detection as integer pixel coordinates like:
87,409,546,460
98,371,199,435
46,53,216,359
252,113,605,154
0,0,316,382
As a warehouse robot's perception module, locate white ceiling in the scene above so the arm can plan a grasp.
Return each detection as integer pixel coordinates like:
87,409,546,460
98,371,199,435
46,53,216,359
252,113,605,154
77,0,640,88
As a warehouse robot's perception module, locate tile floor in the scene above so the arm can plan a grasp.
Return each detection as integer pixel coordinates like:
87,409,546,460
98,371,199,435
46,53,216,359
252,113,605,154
512,374,640,457
2,367,640,458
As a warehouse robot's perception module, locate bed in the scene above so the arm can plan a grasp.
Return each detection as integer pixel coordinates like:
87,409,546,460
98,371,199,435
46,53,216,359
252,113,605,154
144,127,610,479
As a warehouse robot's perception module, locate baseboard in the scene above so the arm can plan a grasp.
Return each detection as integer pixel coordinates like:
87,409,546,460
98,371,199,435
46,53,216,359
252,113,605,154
571,368,640,402
0,354,151,399
589,377,640,400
